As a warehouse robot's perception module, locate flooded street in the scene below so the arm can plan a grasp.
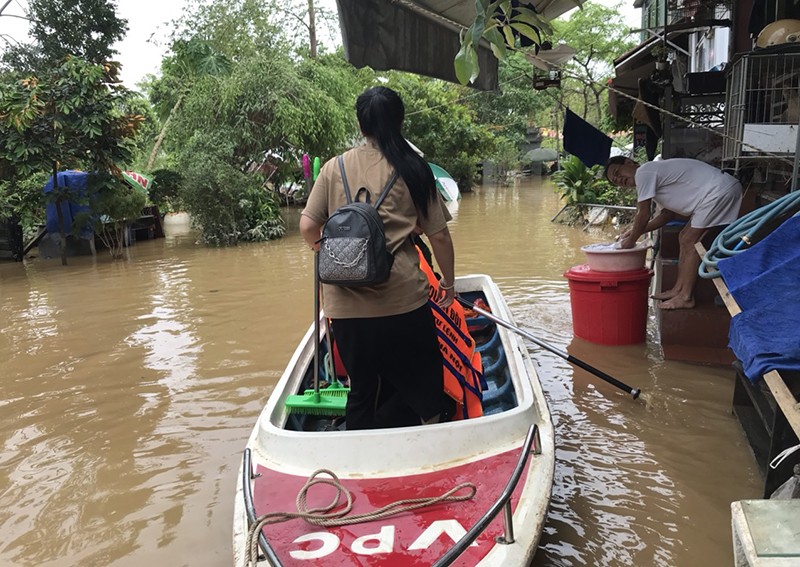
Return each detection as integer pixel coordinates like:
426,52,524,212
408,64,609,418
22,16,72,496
0,176,761,566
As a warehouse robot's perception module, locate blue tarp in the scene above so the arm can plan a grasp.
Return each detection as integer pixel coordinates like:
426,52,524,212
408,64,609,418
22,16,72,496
718,215,800,382
44,171,92,237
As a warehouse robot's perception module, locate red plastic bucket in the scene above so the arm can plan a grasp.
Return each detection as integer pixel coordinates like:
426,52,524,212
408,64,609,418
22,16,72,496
563,264,652,345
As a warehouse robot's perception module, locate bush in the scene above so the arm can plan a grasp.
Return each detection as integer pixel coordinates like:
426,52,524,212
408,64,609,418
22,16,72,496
149,169,184,213
178,134,285,245
552,155,635,207
0,172,47,240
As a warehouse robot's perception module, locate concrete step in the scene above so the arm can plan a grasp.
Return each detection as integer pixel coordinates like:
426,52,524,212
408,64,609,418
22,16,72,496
657,301,734,365
656,258,721,304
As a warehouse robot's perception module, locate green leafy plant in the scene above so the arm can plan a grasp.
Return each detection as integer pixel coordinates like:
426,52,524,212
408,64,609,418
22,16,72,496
650,44,669,61
455,0,552,85
552,155,635,206
0,173,47,241
551,155,597,205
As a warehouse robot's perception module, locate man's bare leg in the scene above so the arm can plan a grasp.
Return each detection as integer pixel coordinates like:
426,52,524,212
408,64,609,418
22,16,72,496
652,289,676,300
659,225,706,310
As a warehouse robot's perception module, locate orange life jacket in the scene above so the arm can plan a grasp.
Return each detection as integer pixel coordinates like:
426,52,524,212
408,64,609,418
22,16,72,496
416,247,485,419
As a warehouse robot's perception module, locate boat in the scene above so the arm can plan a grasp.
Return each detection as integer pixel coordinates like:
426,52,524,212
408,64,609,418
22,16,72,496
232,274,555,566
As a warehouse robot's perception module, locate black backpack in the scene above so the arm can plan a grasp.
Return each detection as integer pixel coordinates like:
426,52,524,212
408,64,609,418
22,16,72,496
317,155,399,287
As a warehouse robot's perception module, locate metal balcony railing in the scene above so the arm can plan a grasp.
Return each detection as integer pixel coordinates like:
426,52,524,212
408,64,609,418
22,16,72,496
723,51,800,169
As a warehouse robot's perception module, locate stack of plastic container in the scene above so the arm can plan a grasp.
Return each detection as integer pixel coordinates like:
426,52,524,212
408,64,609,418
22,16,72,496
563,243,652,345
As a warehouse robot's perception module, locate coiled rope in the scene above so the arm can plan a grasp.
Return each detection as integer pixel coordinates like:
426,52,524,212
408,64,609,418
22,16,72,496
244,468,477,566
698,190,800,279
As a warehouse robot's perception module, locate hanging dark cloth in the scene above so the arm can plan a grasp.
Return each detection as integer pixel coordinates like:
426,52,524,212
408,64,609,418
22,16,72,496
563,108,613,168
748,0,766,38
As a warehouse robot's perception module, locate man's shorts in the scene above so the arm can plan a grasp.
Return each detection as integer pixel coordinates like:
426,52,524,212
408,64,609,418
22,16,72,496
691,180,743,229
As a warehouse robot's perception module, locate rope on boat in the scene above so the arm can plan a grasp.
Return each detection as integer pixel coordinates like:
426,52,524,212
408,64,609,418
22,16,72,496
245,468,477,566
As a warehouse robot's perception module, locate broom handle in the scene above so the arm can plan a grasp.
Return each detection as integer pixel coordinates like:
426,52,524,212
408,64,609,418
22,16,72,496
313,252,321,403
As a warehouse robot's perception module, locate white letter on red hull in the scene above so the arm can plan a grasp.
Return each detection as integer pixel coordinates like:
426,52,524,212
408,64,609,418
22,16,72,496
352,525,395,555
408,520,477,550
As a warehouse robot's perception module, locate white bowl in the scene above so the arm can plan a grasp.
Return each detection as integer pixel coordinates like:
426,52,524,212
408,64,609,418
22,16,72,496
580,242,648,272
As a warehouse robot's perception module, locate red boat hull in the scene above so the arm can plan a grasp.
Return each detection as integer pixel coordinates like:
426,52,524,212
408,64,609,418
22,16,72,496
253,447,530,566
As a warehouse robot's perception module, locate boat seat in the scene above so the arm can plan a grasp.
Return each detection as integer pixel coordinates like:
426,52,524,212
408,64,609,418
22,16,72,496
475,326,502,353
481,347,507,377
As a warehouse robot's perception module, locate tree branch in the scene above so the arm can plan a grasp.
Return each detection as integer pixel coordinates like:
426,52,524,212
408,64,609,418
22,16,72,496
273,6,310,33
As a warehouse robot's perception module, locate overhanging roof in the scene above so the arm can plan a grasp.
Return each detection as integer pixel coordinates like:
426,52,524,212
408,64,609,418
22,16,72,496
336,0,585,91
608,33,690,118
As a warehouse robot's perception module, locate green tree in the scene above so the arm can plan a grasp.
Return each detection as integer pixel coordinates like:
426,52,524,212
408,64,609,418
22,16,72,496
466,51,552,169
164,52,365,244
148,169,184,213
168,52,362,174
145,37,232,169
1,0,128,72
177,131,285,245
0,172,47,243
0,58,143,263
551,3,636,125
267,0,342,59
168,0,285,61
143,0,371,244
388,73,494,191
74,173,148,258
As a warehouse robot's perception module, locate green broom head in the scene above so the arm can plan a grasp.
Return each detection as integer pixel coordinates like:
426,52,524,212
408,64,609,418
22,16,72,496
285,387,347,415
316,380,349,396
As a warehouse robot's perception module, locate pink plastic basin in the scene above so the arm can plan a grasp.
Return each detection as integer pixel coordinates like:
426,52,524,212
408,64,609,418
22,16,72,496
580,242,648,272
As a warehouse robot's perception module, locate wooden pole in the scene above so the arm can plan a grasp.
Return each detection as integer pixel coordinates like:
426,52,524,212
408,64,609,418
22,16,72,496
53,163,67,266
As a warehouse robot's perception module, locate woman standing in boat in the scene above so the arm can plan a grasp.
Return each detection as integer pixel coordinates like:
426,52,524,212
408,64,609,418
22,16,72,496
300,86,457,430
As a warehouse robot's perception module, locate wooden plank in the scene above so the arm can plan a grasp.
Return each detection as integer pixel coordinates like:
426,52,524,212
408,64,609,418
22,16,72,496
764,371,800,436
694,243,742,315
23,226,47,256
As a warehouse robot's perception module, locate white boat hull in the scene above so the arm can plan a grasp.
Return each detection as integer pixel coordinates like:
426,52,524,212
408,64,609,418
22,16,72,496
233,275,555,566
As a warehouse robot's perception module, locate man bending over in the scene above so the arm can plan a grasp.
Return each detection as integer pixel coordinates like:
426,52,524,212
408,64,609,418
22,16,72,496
604,157,742,309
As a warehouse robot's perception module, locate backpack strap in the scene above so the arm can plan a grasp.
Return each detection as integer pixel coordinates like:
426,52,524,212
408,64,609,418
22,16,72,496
373,171,399,209
337,155,354,204
337,154,399,210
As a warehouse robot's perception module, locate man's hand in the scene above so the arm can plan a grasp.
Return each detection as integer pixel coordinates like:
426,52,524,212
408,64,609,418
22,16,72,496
619,236,637,249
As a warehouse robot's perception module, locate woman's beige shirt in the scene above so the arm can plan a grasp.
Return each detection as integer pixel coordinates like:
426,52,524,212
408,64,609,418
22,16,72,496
301,144,449,319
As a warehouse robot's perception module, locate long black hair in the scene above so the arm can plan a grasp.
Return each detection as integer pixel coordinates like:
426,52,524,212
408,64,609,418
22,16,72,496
356,86,436,217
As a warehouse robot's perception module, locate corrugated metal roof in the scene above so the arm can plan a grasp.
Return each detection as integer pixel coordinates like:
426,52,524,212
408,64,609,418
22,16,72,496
336,0,584,91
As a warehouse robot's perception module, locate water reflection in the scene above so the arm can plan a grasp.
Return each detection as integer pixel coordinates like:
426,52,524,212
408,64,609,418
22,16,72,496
0,176,760,567
127,261,199,395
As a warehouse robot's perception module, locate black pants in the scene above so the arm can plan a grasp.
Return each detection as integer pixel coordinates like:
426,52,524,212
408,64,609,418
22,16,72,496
333,304,451,430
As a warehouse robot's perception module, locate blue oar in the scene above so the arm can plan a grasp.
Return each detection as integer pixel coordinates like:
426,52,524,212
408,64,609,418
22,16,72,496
458,297,641,400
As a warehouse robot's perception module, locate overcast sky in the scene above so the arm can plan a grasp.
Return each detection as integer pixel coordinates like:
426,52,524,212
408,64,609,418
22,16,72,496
1,0,639,89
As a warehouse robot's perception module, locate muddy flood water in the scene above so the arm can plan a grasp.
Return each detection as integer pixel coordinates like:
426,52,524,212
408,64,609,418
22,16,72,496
0,176,762,567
